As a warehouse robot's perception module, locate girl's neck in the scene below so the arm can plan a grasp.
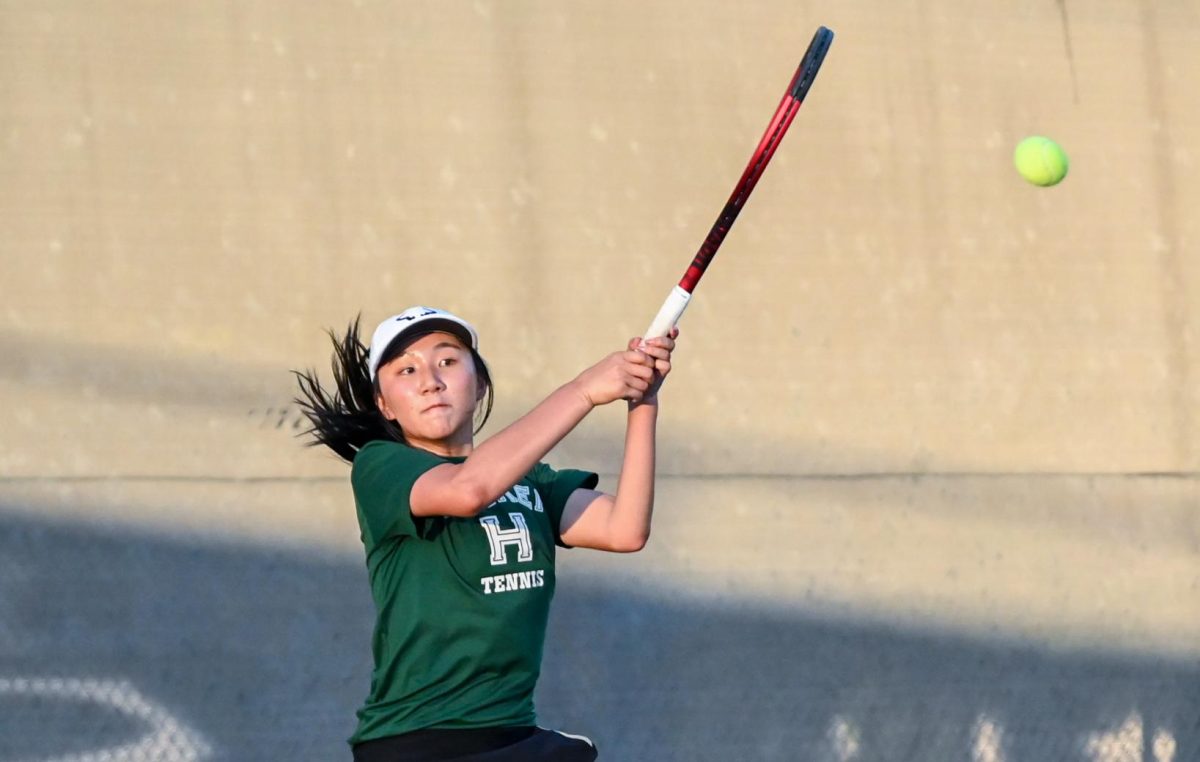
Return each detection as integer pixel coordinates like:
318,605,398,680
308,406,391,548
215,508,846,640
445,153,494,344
408,437,474,458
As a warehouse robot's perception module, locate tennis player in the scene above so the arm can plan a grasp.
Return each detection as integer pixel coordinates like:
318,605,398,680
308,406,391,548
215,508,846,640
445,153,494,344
294,306,677,761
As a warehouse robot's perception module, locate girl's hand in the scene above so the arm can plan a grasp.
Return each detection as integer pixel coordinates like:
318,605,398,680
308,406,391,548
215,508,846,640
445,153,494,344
572,328,679,407
632,327,678,402
572,348,654,407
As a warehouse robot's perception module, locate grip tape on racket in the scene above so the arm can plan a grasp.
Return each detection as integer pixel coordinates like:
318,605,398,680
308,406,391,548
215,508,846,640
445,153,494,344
643,285,692,340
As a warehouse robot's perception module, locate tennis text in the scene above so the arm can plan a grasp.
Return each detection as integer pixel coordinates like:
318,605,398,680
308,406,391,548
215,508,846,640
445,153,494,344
480,569,545,595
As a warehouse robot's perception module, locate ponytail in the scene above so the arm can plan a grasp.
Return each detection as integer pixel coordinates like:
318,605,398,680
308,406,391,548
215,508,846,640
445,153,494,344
292,316,403,462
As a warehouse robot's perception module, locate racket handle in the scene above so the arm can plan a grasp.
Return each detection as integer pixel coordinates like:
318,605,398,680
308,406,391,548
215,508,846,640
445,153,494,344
643,285,692,340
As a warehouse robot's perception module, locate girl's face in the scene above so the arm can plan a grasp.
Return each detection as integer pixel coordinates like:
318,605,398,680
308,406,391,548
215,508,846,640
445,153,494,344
374,331,483,456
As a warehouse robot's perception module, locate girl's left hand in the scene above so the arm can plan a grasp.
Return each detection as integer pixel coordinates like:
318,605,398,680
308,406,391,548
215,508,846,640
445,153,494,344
630,327,679,402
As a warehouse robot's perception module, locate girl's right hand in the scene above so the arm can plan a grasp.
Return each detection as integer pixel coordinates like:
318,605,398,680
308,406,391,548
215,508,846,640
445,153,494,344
572,344,657,406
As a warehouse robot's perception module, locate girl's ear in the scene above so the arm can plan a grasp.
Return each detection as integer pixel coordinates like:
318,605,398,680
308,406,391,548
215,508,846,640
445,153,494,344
376,393,396,421
476,379,487,402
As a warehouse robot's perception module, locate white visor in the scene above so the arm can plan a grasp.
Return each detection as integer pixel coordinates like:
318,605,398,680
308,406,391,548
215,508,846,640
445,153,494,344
368,306,480,380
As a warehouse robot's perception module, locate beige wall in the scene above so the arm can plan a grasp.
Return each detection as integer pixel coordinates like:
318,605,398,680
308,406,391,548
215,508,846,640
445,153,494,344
2,0,1196,481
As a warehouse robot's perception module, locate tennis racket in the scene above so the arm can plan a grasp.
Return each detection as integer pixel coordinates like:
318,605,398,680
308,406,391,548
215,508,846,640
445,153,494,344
643,25,834,340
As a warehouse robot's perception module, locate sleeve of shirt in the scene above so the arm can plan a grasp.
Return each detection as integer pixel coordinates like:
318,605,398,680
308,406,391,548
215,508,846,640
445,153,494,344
350,441,447,548
529,462,599,548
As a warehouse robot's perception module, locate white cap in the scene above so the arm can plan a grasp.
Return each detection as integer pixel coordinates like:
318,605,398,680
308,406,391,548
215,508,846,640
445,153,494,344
368,306,480,380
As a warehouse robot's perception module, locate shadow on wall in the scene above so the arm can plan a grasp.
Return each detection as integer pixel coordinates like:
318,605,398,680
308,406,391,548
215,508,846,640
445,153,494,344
0,509,1195,762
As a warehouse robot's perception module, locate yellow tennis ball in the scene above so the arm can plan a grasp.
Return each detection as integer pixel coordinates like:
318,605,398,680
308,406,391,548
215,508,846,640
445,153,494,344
1014,136,1069,187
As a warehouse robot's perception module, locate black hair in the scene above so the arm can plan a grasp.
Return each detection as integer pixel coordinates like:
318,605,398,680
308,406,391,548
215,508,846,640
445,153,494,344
292,315,494,463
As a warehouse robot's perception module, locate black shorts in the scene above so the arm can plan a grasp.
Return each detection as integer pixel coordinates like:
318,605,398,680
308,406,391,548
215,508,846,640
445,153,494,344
352,726,598,762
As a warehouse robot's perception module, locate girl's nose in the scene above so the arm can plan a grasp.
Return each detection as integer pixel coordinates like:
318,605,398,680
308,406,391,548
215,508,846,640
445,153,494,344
419,367,445,393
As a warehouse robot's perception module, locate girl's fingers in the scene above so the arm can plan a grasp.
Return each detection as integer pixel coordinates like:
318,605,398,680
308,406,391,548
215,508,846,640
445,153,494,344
623,350,656,370
629,364,654,382
636,338,672,358
644,332,676,349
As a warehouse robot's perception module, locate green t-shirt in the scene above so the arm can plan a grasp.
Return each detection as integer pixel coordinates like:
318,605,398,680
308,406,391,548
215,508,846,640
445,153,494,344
348,439,598,745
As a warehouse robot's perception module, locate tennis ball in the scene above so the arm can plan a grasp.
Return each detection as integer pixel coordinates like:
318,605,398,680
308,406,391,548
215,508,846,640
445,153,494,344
1013,136,1069,187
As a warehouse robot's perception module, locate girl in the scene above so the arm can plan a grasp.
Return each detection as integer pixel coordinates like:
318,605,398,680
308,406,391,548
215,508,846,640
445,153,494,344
294,306,678,761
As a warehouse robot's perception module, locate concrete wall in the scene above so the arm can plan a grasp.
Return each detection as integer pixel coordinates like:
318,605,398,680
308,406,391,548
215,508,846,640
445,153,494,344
1,2,1196,760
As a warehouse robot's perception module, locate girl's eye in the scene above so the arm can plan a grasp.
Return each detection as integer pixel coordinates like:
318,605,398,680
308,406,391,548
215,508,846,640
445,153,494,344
397,366,414,376
439,357,457,367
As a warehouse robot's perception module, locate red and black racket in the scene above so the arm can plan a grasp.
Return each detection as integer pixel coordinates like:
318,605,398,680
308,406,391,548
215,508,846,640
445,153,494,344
643,25,834,339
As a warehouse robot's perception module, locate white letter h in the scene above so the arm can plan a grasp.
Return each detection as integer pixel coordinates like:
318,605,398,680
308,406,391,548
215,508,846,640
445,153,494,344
479,513,533,566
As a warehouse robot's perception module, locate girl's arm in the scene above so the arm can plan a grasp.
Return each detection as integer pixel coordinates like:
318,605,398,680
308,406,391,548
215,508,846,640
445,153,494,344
410,337,670,517
558,333,676,552
557,400,657,552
